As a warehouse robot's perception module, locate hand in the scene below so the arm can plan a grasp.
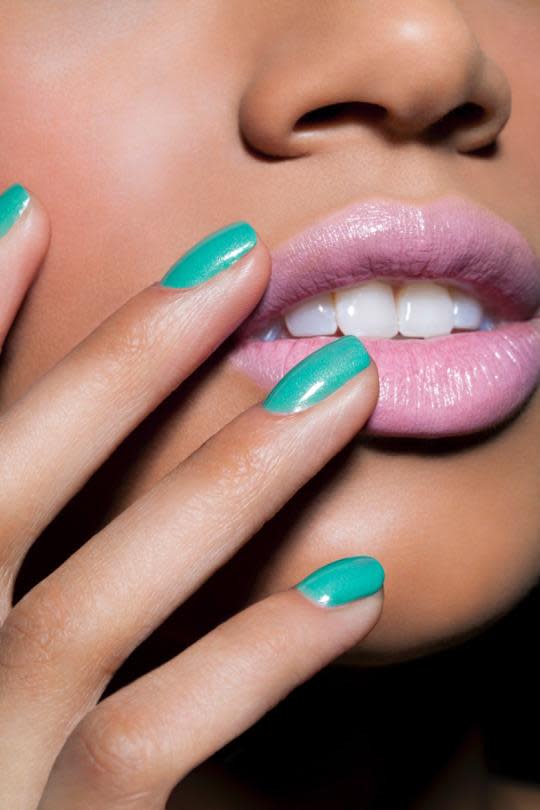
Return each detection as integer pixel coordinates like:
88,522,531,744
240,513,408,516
0,184,383,809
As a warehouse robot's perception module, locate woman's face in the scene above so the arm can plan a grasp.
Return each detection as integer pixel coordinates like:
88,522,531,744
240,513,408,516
1,0,539,661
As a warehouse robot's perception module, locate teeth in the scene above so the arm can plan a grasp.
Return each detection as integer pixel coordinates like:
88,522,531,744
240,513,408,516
335,281,398,338
451,289,483,330
284,292,337,337
254,322,285,342
479,316,495,332
270,280,489,341
397,282,454,338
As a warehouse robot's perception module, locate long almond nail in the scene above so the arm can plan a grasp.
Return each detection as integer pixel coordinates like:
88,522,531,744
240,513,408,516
263,336,371,414
0,184,30,239
295,556,385,607
161,222,257,288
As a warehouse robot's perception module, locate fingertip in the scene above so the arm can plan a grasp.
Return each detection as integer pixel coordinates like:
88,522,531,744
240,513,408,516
235,232,272,300
0,183,51,346
20,187,51,256
0,182,51,269
290,555,385,647
2,179,48,226
362,354,381,410
294,555,385,608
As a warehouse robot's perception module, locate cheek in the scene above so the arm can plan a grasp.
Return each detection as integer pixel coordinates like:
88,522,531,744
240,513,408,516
244,385,540,661
2,0,539,664
0,6,250,405
455,1,540,242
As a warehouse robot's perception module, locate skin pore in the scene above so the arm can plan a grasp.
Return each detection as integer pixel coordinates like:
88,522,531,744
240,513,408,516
0,0,539,675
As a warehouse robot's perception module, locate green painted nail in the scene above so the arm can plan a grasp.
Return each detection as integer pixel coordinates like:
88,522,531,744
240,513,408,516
263,336,371,414
295,556,385,607
161,221,257,288
0,184,30,239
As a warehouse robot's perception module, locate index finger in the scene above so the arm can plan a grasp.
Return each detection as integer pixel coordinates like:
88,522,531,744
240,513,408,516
0,221,269,578
0,184,50,350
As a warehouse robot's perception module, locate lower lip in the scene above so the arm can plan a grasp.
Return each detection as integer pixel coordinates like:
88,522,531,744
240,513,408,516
229,321,540,437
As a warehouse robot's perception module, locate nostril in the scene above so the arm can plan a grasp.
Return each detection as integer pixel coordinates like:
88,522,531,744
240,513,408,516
293,101,387,133
423,102,488,146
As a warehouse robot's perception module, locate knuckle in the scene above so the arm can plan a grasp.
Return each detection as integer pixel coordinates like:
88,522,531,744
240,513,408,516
70,707,159,799
249,603,295,659
234,434,279,480
0,583,72,682
226,599,294,665
216,439,279,510
113,317,158,364
240,599,315,681
91,317,161,407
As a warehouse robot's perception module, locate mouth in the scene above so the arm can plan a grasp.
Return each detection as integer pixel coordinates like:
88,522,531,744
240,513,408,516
229,197,540,437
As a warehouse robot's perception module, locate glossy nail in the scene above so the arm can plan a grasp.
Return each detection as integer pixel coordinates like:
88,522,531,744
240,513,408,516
295,556,385,607
263,335,371,414
161,221,257,288
0,184,30,239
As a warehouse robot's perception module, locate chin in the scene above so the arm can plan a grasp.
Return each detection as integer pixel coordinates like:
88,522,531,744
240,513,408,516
252,551,538,667
231,387,540,669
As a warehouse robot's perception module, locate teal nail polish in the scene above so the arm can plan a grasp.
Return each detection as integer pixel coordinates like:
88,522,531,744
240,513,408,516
263,335,371,414
161,221,257,288
0,184,30,239
295,556,385,607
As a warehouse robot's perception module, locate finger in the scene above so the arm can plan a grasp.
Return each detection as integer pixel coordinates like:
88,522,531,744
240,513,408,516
0,222,269,577
0,339,378,805
44,558,384,809
0,184,50,350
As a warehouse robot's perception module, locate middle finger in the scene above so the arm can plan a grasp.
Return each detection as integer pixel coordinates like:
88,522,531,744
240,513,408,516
0,222,269,579
0,337,377,800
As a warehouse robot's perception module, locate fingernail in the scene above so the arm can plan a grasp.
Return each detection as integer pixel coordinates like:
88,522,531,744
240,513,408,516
0,184,31,239
263,335,371,414
295,556,385,607
161,221,257,288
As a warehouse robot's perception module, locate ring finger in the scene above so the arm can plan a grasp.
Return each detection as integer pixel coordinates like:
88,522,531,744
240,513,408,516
0,337,378,804
45,562,384,809
0,183,49,351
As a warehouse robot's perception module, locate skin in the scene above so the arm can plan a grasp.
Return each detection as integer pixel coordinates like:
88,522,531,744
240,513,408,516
0,0,538,804
0,214,385,805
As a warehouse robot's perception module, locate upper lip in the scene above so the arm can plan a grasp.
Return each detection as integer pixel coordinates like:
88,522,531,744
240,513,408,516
241,196,540,337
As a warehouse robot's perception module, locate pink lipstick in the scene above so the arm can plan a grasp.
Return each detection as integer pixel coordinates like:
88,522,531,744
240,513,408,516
230,198,540,437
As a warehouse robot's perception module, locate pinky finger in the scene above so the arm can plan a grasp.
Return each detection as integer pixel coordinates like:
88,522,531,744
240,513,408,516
44,557,385,809
0,183,50,351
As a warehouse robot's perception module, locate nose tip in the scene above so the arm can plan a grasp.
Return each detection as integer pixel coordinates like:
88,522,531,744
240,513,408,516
239,3,511,158
372,16,511,152
421,56,511,154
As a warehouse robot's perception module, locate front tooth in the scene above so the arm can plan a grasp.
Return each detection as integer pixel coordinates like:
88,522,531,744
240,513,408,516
397,282,454,338
335,281,398,338
284,292,337,337
451,289,483,330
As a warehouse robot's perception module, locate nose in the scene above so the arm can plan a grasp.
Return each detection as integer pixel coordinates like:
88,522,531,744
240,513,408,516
239,0,511,158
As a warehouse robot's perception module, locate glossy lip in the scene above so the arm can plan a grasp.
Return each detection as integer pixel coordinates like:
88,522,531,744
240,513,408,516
229,198,540,437
240,196,540,336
